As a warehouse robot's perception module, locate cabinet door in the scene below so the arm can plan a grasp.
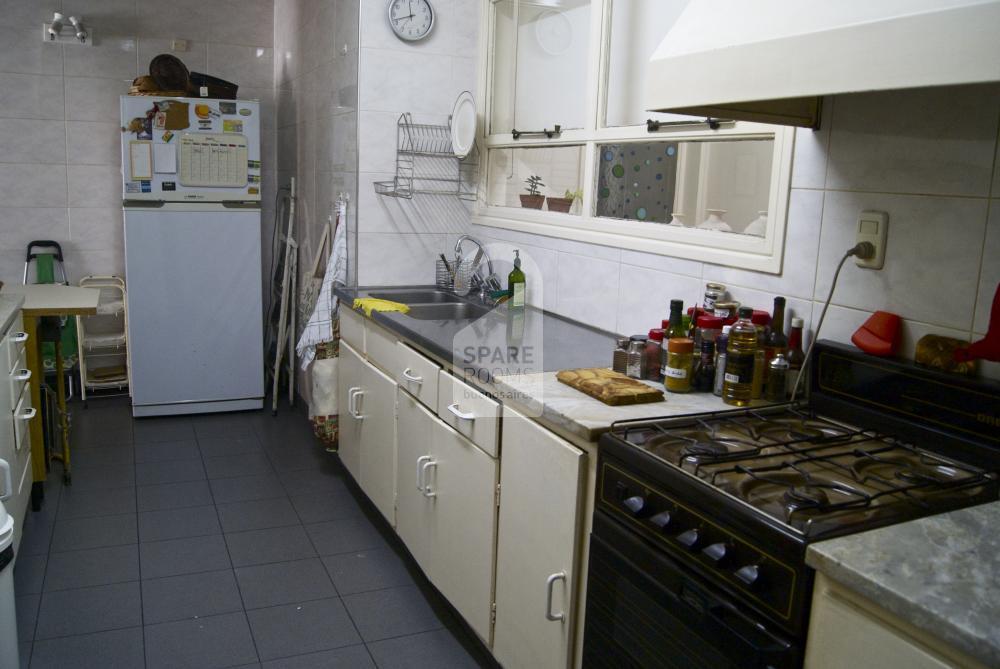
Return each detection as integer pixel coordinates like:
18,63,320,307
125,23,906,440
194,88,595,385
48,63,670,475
426,420,498,644
336,342,364,481
359,361,397,525
395,390,435,573
494,406,585,669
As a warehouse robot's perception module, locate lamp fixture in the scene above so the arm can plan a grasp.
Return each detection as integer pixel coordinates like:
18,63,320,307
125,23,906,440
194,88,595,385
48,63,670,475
42,12,93,45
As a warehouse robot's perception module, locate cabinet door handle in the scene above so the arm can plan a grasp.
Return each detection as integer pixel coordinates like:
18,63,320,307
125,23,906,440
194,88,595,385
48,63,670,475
402,368,423,384
347,387,360,415
416,455,431,491
352,390,365,419
545,571,567,622
11,332,28,343
421,459,438,498
447,403,475,421
12,369,31,382
17,407,37,421
0,458,11,502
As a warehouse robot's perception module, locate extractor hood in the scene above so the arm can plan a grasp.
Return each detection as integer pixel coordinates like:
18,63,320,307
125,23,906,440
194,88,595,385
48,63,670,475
645,0,1000,129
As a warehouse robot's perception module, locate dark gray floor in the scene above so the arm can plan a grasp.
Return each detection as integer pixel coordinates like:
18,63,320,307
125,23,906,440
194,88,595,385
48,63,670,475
13,397,495,669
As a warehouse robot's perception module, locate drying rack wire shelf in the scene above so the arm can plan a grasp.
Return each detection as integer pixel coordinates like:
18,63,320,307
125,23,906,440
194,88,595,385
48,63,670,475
374,113,478,201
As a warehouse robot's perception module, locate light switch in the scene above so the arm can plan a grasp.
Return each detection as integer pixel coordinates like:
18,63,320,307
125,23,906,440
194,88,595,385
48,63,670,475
855,210,888,269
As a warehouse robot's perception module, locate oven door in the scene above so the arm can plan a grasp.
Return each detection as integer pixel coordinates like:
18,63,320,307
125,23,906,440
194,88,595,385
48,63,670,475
583,511,800,669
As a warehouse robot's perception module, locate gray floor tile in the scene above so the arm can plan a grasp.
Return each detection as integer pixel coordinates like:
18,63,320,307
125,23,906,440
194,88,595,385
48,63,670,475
35,581,142,640
50,514,137,552
197,435,264,458
43,544,139,591
74,426,133,448
235,558,337,610
17,518,53,556
144,611,258,669
341,585,444,642
278,468,348,496
141,569,243,624
210,474,287,504
135,457,206,486
13,553,46,594
132,417,195,443
139,504,221,542
140,534,232,579
137,479,214,512
68,463,135,491
29,626,144,669
217,497,300,533
194,419,256,441
69,445,134,469
305,516,389,556
247,597,361,661
289,488,362,525
260,645,374,669
262,440,331,473
322,547,414,595
56,486,136,520
134,439,201,463
367,629,482,669
15,594,38,642
225,525,317,567
203,453,274,479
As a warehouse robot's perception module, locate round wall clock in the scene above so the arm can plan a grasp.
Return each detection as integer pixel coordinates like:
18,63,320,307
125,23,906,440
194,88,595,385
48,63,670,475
388,0,435,42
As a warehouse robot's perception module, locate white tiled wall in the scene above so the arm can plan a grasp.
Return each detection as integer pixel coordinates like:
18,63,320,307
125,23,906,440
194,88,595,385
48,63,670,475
0,0,275,286
473,84,1000,379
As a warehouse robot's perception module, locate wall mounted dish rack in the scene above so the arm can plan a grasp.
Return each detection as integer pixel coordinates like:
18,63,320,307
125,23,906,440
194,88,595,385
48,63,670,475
374,113,478,201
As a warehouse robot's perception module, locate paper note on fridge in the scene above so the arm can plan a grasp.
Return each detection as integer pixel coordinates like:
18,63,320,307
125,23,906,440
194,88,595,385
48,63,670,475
129,141,153,180
153,143,177,173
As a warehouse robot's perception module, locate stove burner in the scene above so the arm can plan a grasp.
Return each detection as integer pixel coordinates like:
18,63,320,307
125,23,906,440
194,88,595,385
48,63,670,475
644,431,761,464
783,485,830,511
852,453,962,487
681,441,734,458
753,418,852,443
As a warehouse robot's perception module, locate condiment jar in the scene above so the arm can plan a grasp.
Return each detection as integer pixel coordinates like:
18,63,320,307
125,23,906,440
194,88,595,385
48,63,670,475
713,301,740,321
664,337,694,393
645,329,664,382
626,340,646,379
695,314,725,349
704,282,726,311
612,337,629,374
766,353,790,401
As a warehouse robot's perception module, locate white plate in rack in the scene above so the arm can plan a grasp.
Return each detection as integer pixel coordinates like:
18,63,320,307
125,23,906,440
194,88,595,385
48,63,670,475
450,91,477,159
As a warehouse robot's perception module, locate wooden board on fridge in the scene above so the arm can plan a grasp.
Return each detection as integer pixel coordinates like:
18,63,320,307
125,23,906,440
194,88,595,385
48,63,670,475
556,368,665,406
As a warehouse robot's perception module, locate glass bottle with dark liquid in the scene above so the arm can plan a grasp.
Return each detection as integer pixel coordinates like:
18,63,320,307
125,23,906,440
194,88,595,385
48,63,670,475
723,307,757,407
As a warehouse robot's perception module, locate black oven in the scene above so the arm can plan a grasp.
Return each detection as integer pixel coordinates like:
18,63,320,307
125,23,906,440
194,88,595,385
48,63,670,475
583,511,799,669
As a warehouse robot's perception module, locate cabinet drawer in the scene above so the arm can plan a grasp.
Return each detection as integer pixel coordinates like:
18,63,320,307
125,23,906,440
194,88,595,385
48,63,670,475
394,343,440,410
4,317,27,373
9,348,30,402
340,307,365,353
13,382,33,452
437,371,499,458
365,320,398,374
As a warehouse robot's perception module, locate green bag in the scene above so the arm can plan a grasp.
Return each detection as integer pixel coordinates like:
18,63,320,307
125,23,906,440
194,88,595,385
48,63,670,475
35,254,79,371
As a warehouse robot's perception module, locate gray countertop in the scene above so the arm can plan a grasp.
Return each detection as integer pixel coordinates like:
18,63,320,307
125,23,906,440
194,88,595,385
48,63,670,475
806,501,1000,667
0,292,25,333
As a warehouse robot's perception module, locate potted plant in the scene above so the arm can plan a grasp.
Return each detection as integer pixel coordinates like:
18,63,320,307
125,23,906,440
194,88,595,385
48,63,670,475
520,175,545,209
547,188,581,214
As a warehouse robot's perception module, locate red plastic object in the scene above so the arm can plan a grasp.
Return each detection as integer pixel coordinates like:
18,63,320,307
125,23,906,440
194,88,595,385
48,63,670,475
955,283,1000,363
851,311,901,356
751,310,771,326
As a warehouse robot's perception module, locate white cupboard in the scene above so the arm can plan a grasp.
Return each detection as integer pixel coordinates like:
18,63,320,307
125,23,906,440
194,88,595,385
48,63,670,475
1,312,32,552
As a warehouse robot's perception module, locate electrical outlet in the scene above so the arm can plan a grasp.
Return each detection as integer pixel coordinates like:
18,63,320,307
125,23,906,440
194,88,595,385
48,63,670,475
171,39,189,51
855,210,888,269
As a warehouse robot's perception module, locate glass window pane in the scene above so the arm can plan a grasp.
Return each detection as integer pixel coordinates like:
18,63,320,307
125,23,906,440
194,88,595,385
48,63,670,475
490,1,591,134
487,146,585,213
595,138,774,234
605,0,701,128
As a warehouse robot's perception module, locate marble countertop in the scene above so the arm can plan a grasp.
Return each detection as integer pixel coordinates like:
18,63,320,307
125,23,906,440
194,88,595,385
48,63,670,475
806,501,1000,667
0,292,25,333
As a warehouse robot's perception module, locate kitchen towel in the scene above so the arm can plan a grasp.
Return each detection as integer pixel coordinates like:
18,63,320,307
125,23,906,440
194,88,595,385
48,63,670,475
297,199,347,369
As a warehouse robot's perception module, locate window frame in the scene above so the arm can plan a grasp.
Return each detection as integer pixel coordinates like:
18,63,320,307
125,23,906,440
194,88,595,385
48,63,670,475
473,0,796,274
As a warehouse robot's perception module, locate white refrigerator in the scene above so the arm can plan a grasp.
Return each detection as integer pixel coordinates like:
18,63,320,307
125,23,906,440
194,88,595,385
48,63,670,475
120,95,264,417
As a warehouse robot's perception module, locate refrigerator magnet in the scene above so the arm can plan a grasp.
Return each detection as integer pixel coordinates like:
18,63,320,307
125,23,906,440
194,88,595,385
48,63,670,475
219,102,237,114
248,187,259,195
239,108,252,116
154,112,166,130
223,119,243,133
162,130,174,142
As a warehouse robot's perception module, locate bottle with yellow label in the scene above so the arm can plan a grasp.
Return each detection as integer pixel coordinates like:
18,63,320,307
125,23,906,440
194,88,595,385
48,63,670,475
508,249,526,310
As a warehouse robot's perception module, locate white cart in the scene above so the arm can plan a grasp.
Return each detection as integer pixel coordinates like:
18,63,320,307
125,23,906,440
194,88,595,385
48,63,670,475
75,276,130,402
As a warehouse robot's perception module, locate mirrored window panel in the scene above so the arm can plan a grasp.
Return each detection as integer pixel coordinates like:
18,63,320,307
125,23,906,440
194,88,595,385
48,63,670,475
595,138,773,235
491,0,591,133
487,145,586,213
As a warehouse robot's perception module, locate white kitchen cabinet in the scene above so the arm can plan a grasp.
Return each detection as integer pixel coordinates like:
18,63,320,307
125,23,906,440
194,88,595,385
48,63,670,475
396,389,498,644
494,405,585,669
337,341,397,525
1,313,32,552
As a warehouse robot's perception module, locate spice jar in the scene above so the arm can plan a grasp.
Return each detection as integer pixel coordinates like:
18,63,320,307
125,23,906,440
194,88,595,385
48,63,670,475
704,282,726,311
664,337,694,393
626,340,646,379
695,313,725,350
612,337,629,374
766,353,789,401
645,329,664,382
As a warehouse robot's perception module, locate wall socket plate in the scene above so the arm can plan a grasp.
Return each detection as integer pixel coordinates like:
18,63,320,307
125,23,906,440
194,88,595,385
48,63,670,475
856,210,888,269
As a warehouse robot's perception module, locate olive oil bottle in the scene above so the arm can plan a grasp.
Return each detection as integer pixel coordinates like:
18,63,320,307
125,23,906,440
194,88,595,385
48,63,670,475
508,249,526,309
723,306,758,406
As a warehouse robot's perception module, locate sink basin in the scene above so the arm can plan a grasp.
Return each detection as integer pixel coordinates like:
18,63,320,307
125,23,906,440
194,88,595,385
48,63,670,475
403,303,491,321
367,290,462,304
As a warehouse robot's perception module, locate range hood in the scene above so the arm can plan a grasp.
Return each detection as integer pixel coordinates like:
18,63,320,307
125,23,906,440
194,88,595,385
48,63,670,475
646,0,1000,129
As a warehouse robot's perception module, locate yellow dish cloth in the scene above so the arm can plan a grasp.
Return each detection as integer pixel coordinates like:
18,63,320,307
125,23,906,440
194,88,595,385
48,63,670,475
353,297,410,317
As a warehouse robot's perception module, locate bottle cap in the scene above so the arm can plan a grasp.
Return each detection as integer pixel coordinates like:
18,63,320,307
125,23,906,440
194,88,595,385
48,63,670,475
773,296,785,307
791,317,804,328
670,299,683,312
629,334,648,342
751,309,771,326
667,337,694,353
616,337,630,348
647,328,664,342
769,353,790,370
696,314,725,329
513,249,521,268
738,306,753,319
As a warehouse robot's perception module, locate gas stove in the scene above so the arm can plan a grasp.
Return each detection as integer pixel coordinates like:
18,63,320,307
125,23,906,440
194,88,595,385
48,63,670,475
583,342,1000,669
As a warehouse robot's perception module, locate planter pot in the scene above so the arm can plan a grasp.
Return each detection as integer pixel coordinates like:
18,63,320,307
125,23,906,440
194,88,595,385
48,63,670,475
520,194,545,209
546,196,574,213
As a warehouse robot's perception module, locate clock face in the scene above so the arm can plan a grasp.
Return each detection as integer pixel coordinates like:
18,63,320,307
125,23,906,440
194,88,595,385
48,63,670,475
388,0,434,42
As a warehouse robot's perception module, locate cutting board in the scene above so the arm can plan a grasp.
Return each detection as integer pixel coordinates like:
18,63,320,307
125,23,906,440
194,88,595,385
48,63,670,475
556,368,665,406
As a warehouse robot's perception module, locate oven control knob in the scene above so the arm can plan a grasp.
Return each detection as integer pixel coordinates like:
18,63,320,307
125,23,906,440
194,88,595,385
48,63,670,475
614,481,628,501
702,542,728,563
649,511,671,530
622,495,646,516
735,564,760,587
676,528,700,549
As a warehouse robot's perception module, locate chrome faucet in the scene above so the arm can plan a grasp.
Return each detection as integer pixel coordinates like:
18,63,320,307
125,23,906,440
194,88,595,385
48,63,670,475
454,235,502,304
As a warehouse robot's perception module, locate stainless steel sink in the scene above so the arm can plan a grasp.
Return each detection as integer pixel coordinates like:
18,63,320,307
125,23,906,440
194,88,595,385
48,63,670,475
367,290,462,304
403,303,490,321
